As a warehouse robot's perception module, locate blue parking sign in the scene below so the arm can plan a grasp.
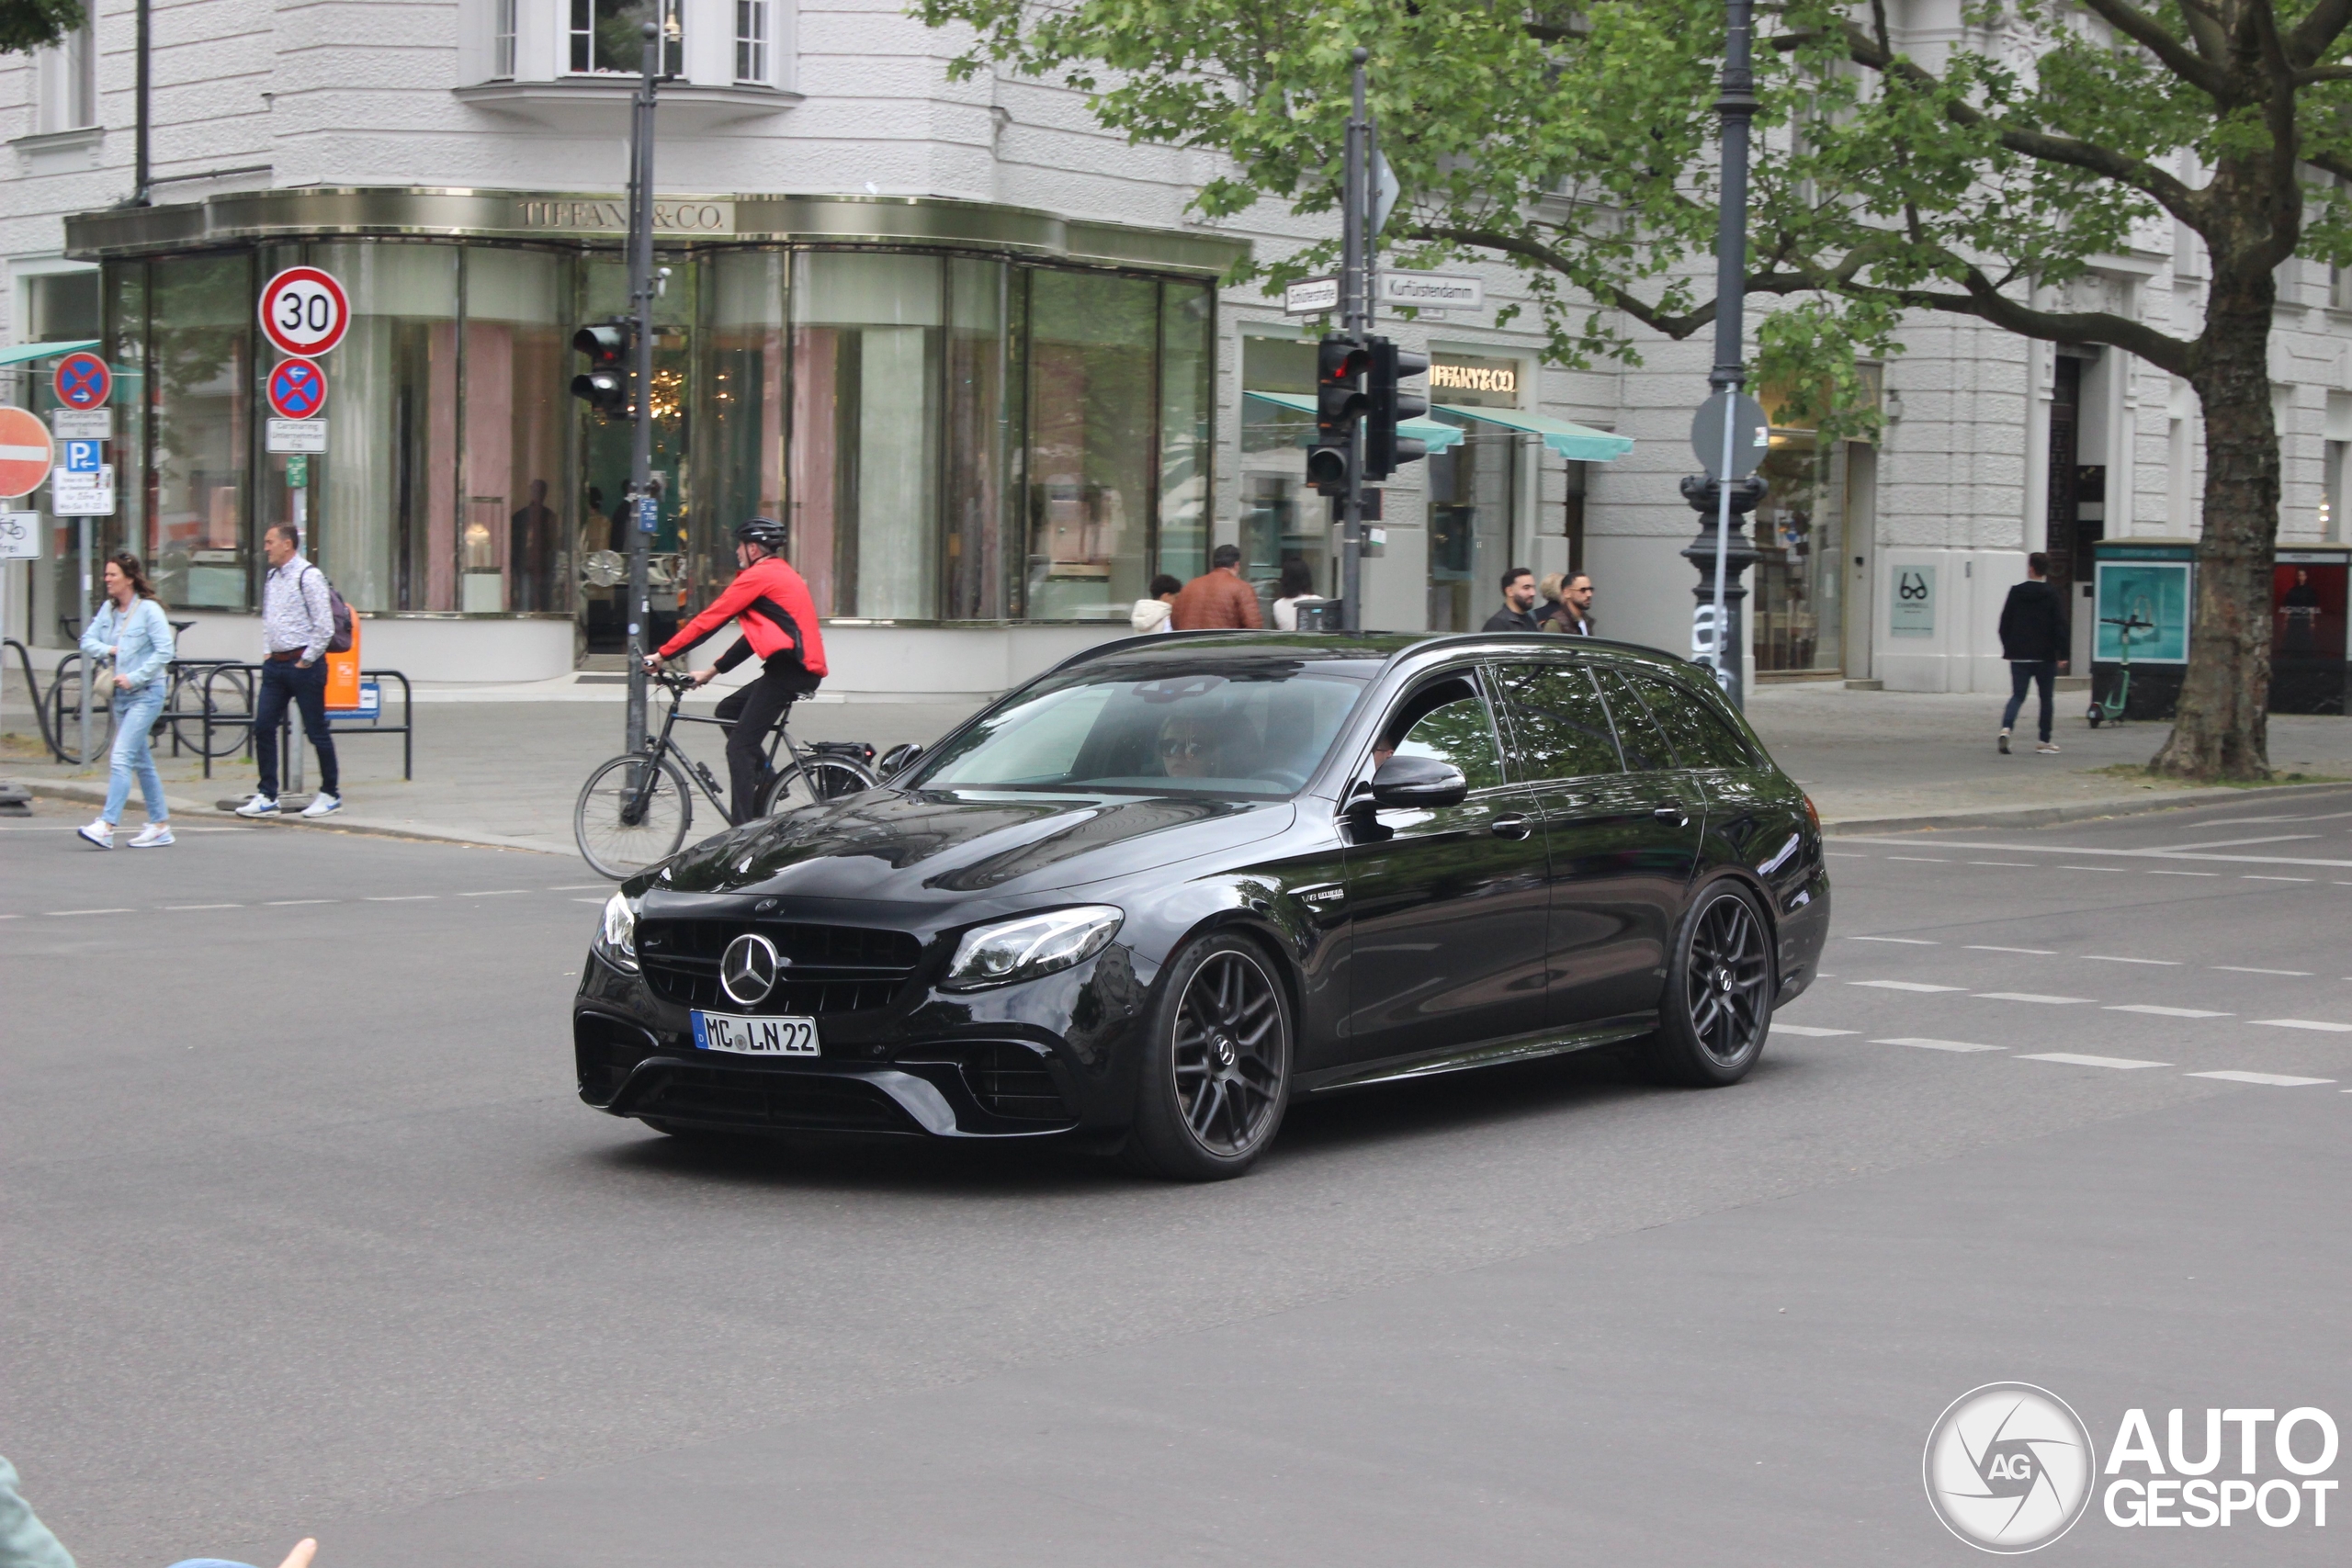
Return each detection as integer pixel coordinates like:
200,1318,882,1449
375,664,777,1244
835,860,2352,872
63,439,102,474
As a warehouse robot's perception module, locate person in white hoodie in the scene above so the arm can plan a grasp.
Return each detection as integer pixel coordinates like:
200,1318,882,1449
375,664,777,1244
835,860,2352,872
1130,574,1183,633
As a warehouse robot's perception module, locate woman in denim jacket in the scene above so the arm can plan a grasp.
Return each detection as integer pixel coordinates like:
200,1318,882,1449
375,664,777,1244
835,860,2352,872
75,553,176,849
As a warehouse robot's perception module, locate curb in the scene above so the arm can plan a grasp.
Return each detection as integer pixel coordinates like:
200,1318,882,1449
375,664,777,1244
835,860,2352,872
9,778,568,858
1823,778,2352,836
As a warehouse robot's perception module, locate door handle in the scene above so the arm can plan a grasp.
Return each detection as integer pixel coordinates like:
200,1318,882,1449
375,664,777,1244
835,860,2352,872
1492,814,1533,840
1652,800,1688,823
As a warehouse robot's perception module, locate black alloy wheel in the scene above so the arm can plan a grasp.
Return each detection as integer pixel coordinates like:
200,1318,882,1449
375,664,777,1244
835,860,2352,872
1651,880,1774,1087
1125,934,1293,1180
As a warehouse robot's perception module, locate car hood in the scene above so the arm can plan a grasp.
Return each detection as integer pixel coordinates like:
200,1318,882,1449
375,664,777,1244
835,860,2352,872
657,789,1297,901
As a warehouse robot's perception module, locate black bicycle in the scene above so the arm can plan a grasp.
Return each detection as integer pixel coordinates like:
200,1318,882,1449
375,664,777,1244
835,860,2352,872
573,670,880,880
40,621,254,764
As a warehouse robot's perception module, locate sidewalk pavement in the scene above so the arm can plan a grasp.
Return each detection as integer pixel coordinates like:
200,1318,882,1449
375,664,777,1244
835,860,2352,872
6,671,2347,866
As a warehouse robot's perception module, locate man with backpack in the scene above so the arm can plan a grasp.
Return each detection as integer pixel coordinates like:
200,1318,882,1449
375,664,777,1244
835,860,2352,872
235,524,345,818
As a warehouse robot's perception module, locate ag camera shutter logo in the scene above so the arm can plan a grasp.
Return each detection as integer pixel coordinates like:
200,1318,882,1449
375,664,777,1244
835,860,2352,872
1923,1382,2097,1552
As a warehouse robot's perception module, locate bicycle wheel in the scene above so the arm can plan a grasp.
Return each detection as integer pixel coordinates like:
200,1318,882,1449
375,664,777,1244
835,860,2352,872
575,752,694,880
171,665,254,759
45,657,105,766
758,756,878,818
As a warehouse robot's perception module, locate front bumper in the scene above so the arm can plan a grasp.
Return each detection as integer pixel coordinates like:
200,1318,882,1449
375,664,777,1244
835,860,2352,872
573,939,1154,1140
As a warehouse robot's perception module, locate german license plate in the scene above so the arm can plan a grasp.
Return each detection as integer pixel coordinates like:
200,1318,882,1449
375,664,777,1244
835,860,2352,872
690,1011,820,1056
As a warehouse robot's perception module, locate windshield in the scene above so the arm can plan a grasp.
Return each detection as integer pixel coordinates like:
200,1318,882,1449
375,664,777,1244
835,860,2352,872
912,661,1373,798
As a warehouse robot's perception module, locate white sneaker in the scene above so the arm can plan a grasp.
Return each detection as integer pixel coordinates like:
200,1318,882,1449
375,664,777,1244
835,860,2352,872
234,794,280,817
2036,741,2063,754
75,818,114,849
128,822,175,848
300,792,343,818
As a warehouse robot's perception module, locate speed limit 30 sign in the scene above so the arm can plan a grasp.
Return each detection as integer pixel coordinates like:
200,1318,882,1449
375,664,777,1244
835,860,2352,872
259,266,350,357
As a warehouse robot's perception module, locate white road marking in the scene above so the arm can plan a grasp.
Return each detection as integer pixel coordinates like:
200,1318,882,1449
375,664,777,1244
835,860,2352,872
2086,955,2180,965
1968,861,2034,867
2250,1018,2352,1033
2020,1053,2170,1069
1849,980,1967,993
1849,936,1939,944
2061,865,2131,873
47,908,132,916
2166,834,2322,851
548,884,610,891
459,890,526,897
1975,992,2095,1004
1968,944,2056,954
164,903,242,911
571,897,605,904
1886,856,1951,863
2107,1004,2231,1019
264,898,335,907
365,896,436,902
1840,835,2352,871
1824,852,1866,858
2243,875,2314,883
2148,871,2220,877
1873,1037,2005,1053
1772,1024,1859,1037
2187,1070,2336,1087
2215,966,2312,976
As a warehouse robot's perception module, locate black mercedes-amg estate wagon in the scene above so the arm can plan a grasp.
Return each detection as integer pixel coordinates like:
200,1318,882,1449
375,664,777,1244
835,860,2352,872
574,632,1830,1179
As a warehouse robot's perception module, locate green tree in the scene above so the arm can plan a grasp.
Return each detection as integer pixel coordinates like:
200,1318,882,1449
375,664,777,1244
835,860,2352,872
919,0,2352,779
0,0,83,55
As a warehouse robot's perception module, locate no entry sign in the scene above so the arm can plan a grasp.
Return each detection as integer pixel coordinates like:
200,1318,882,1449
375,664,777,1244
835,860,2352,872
259,266,350,357
0,406,55,499
267,356,328,420
52,351,110,410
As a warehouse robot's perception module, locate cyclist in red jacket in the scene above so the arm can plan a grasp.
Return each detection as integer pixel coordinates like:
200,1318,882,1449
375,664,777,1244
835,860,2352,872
645,518,830,823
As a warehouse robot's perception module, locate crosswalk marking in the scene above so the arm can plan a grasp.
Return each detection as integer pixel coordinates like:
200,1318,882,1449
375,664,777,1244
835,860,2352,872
2187,1071,2336,1087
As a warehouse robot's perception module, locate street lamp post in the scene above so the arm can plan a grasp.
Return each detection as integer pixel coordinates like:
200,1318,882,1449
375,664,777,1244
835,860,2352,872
1686,0,1761,708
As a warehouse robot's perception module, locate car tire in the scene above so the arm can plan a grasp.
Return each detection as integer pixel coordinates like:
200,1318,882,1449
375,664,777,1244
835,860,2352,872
1123,932,1294,1181
1649,878,1775,1088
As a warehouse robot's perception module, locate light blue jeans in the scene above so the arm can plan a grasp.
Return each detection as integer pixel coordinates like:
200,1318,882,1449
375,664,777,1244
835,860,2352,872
102,679,169,827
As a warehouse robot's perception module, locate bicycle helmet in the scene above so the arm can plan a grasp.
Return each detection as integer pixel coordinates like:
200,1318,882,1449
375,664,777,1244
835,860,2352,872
734,517,788,550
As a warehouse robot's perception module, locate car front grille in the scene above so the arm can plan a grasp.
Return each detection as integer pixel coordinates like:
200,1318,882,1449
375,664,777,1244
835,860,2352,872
623,1063,919,1134
636,919,922,1014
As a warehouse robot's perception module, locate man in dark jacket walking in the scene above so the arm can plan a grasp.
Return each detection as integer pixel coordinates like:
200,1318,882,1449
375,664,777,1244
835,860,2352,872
1997,551,2068,753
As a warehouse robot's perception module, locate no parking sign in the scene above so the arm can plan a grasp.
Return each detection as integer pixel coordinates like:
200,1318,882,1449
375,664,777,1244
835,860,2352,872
52,351,110,410
267,357,328,420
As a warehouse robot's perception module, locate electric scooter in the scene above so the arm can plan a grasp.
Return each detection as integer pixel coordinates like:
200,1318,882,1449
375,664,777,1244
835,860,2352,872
2085,613,2154,728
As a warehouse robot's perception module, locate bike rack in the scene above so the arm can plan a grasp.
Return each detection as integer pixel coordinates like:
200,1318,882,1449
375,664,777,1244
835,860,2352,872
198,662,414,782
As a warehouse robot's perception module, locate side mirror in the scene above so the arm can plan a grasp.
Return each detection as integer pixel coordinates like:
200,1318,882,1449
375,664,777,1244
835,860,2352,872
877,742,925,780
1368,753,1468,810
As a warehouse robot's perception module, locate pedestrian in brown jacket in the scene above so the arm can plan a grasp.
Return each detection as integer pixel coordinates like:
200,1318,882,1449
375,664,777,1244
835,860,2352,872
1170,544,1264,630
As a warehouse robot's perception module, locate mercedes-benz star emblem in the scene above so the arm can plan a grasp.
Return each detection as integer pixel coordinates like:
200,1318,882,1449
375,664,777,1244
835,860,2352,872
719,932,783,1006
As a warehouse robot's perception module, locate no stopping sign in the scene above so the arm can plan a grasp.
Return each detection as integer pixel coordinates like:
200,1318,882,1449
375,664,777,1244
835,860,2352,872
259,266,350,357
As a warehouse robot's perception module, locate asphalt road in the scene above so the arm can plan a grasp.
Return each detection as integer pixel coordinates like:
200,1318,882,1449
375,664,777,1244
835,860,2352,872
3,794,2348,1566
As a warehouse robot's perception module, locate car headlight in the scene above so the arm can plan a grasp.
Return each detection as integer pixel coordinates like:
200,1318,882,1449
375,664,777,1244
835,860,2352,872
594,891,639,972
944,905,1123,990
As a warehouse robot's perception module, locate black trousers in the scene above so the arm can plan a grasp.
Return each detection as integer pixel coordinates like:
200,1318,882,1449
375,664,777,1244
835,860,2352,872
714,671,799,823
253,658,339,798
2002,660,2057,742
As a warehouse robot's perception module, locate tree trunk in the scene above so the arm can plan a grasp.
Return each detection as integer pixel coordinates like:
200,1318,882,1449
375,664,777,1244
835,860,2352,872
2151,282,2277,781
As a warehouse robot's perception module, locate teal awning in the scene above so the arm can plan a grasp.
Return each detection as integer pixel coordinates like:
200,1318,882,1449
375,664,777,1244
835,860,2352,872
1433,403,1634,462
0,339,99,367
1243,388,1465,454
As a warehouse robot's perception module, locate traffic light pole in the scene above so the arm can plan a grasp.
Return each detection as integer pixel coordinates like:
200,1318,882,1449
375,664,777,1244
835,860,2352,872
1340,48,1371,637
625,21,660,751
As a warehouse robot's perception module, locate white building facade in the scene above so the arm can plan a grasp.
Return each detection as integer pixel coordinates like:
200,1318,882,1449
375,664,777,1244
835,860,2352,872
4,1,2346,697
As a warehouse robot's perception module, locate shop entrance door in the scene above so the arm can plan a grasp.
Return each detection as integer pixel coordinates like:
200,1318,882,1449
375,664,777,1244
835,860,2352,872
578,257,694,657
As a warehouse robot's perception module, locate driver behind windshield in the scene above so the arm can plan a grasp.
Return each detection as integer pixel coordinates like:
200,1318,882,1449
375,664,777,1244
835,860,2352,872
1155,713,1227,779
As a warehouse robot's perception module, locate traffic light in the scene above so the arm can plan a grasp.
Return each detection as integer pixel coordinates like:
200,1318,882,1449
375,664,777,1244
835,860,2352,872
571,322,633,418
1364,336,1430,480
1308,333,1370,496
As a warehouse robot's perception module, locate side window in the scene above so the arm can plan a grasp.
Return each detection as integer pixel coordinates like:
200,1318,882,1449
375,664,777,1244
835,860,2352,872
1375,676,1505,791
1490,660,1623,782
1593,668,1678,773
1632,672,1758,770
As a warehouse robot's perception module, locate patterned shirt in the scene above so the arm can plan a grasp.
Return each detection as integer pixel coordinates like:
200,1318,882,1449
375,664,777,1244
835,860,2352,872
263,557,334,661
